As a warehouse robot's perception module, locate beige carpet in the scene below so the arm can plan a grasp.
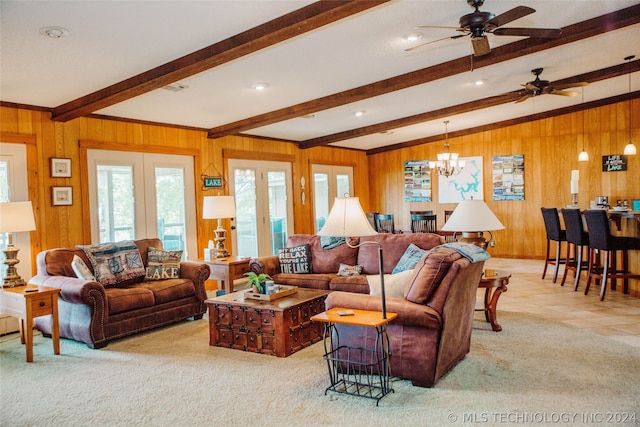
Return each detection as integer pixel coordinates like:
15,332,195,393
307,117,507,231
1,310,639,427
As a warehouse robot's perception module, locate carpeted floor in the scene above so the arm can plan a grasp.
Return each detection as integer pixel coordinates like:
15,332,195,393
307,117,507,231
1,308,639,427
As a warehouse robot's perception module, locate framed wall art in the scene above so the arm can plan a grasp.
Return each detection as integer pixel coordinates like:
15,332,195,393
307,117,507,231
52,186,73,206
50,157,71,178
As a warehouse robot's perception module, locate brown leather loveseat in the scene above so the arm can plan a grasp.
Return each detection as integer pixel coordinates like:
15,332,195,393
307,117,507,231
250,233,486,387
29,238,210,348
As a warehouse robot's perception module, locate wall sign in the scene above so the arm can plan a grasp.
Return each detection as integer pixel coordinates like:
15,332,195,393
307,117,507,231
203,176,224,188
403,160,431,202
602,155,627,172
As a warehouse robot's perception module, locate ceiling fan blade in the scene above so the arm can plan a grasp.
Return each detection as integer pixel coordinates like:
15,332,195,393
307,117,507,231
550,89,579,97
485,6,535,28
514,94,531,104
524,82,540,91
551,81,589,90
415,25,461,31
493,27,561,38
404,34,465,52
471,36,491,56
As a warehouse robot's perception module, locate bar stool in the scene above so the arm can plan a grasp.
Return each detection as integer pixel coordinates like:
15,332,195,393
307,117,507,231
583,209,640,301
540,208,567,283
560,208,591,291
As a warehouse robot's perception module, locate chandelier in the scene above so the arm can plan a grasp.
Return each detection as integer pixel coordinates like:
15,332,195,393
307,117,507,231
430,120,465,177
624,55,636,156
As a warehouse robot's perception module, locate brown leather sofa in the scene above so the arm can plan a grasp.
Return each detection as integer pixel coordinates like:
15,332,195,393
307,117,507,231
251,234,486,387
29,238,210,349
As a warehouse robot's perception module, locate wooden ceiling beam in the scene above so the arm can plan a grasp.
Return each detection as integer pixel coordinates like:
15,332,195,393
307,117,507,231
208,4,640,139
298,59,640,148
50,0,390,122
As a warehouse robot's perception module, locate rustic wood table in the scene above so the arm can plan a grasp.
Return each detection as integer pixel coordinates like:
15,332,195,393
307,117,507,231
197,256,251,294
0,285,61,362
477,269,511,332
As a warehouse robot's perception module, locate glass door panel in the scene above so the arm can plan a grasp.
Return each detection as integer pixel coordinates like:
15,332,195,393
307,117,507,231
313,172,329,233
233,168,258,258
312,165,354,233
97,164,136,242
268,170,288,254
155,167,186,257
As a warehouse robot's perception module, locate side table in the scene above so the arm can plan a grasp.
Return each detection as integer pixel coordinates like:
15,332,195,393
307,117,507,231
477,269,511,332
197,256,251,294
0,285,61,362
311,308,398,405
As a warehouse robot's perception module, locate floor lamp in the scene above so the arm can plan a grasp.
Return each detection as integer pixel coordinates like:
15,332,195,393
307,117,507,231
317,196,388,319
0,201,37,288
202,195,236,259
441,199,504,249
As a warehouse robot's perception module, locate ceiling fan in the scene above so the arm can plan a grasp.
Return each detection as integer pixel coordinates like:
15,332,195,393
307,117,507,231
407,0,562,57
514,68,589,103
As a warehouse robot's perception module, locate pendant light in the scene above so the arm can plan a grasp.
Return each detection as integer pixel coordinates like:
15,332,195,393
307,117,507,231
578,87,589,161
430,121,465,177
623,55,636,156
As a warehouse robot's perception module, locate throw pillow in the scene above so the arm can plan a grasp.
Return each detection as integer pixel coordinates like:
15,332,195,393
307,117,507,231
71,255,95,281
78,241,146,286
391,243,429,274
367,268,414,299
279,244,312,274
337,263,363,277
145,248,183,281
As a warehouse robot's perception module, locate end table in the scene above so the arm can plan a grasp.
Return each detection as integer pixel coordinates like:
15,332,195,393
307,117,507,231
478,269,511,332
311,308,398,405
197,256,251,294
0,285,61,362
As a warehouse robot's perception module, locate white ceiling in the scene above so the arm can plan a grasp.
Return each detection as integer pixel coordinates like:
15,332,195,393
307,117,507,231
1,1,639,152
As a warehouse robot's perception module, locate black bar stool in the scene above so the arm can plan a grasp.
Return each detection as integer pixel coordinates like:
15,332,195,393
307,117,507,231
540,207,567,283
583,209,640,301
560,208,591,291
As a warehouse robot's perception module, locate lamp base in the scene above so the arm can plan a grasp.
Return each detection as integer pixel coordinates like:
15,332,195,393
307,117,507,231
213,226,231,259
2,245,27,288
458,232,489,250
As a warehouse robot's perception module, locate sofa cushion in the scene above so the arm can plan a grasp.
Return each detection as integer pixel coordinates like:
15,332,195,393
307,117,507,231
392,243,429,274
138,279,196,305
72,255,95,280
271,273,334,290
286,235,359,274
78,241,146,286
145,248,182,281
367,268,415,299
279,243,312,274
338,263,363,276
404,247,462,304
357,233,444,275
105,286,155,315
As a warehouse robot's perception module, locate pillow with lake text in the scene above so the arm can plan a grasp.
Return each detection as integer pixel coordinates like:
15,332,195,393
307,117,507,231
279,244,312,274
145,248,182,281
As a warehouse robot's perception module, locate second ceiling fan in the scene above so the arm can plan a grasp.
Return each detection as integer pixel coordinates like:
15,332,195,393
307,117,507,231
408,0,562,56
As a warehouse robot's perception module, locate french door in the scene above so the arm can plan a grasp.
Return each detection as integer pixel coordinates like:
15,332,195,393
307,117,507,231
228,159,293,258
312,164,353,233
86,150,196,259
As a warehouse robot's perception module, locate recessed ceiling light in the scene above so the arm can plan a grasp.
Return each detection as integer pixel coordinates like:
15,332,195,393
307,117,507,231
355,111,365,117
39,26,69,39
380,130,394,135
474,79,485,86
162,83,188,92
251,83,269,91
403,33,423,42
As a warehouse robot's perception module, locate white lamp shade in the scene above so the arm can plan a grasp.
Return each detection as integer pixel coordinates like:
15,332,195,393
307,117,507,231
202,196,236,219
0,201,36,233
441,199,504,232
317,197,378,238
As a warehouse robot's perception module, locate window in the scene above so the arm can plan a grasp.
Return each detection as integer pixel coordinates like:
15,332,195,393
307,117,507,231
312,164,353,233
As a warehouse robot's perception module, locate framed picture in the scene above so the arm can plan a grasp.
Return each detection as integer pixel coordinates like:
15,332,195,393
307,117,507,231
52,186,73,206
50,158,72,178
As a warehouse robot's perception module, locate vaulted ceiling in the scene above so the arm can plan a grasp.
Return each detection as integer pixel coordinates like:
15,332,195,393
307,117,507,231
1,1,639,154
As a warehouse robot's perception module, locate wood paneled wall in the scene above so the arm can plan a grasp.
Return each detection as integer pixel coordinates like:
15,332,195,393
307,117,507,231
0,107,369,270
368,99,640,296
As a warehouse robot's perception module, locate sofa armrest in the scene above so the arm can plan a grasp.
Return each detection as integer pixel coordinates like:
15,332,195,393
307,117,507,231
29,274,107,306
179,261,210,302
324,291,442,329
249,255,280,276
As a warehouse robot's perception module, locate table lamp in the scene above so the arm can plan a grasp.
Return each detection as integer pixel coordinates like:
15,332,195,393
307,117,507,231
441,198,504,249
0,201,37,288
318,196,388,319
203,195,236,259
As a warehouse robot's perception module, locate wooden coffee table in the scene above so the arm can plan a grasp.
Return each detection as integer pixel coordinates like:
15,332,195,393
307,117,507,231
477,269,511,332
206,288,329,357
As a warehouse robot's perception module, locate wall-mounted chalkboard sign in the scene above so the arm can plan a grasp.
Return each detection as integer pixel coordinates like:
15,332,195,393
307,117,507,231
602,155,627,172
